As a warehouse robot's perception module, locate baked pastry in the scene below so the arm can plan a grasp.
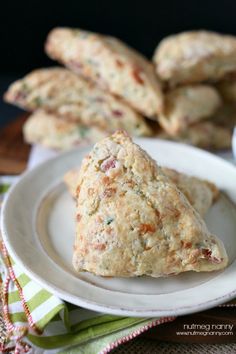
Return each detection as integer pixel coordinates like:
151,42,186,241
23,110,108,150
45,27,163,117
72,131,228,277
159,85,221,135
154,31,236,86
64,166,219,217
162,168,219,217
4,68,151,137
155,121,232,150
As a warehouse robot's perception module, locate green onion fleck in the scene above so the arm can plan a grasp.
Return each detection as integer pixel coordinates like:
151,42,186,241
105,217,114,225
78,126,89,138
32,97,43,106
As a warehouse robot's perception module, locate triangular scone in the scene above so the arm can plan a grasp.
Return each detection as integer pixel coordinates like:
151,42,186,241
73,131,228,277
45,28,163,117
64,167,219,217
4,68,151,137
153,30,236,86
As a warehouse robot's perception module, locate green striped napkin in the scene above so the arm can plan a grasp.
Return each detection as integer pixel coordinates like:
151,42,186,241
0,179,174,353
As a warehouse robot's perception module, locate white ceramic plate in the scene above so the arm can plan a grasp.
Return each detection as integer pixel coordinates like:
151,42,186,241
2,139,236,317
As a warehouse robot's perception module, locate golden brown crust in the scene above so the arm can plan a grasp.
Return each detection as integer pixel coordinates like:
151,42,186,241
45,27,164,117
154,31,236,86
4,67,152,137
72,131,228,277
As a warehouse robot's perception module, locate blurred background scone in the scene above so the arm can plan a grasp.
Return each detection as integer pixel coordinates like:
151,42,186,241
3,28,236,152
4,67,152,137
45,27,164,117
153,31,236,87
23,110,108,150
158,85,221,135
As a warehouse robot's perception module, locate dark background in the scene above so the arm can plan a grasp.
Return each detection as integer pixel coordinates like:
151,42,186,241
1,0,236,126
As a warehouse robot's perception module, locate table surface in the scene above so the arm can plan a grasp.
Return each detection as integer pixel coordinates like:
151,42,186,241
0,117,236,351
0,114,30,174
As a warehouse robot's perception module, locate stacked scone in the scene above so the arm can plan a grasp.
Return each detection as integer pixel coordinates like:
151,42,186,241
4,28,163,150
153,30,236,149
4,28,236,150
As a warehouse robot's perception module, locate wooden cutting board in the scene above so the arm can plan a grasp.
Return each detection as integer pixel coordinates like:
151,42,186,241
0,114,30,174
0,116,235,344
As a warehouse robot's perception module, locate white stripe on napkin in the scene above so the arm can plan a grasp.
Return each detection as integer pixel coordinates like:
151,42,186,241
30,295,62,323
8,301,24,314
21,281,44,301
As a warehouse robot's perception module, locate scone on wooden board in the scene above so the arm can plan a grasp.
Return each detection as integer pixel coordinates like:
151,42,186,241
158,85,221,135
23,110,108,150
72,131,228,277
4,67,151,137
45,27,164,117
64,166,219,217
154,30,236,87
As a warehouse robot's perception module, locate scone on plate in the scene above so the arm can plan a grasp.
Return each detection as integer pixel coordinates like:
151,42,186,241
154,30,236,87
155,121,232,150
45,27,164,117
158,85,221,135
23,110,108,150
72,131,228,277
162,168,219,217
4,68,151,137
64,166,219,217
